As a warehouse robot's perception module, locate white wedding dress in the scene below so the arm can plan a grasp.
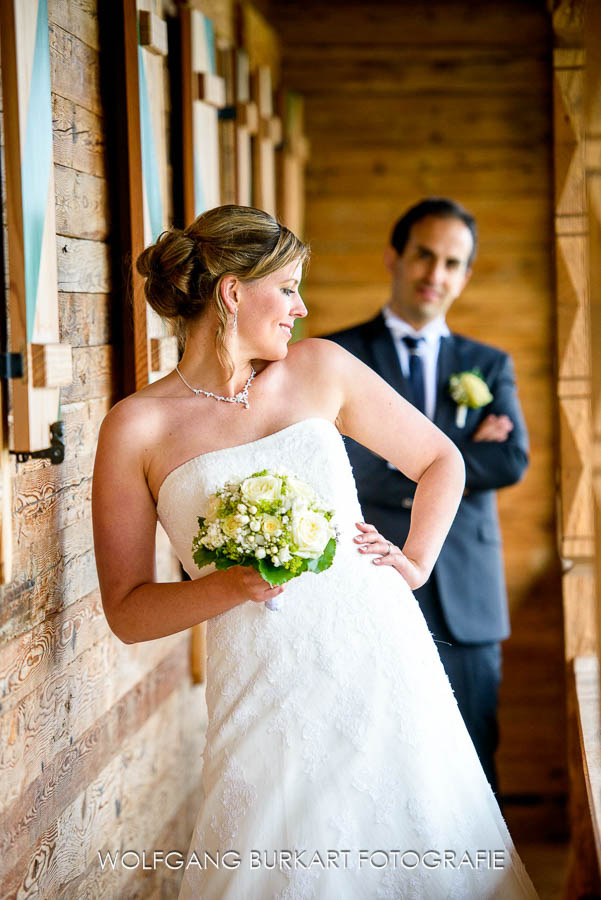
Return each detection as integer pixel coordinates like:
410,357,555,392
156,417,539,899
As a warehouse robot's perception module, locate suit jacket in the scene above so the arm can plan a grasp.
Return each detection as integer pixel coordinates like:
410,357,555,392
325,312,529,644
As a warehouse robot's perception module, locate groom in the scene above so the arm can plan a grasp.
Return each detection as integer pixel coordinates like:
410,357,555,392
325,197,529,795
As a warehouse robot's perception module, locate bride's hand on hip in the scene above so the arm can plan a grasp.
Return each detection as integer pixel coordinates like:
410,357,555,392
223,565,285,605
354,522,430,591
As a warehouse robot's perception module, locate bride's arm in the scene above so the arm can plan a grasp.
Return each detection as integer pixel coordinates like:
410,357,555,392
92,401,283,644
312,338,466,588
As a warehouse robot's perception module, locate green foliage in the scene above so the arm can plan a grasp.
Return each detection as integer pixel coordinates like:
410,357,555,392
192,546,215,569
306,538,336,574
257,557,300,586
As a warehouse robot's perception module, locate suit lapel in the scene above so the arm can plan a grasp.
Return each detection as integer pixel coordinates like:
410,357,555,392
362,313,414,402
434,334,460,432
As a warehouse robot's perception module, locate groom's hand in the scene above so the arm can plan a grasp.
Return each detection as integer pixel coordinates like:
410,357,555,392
471,413,513,443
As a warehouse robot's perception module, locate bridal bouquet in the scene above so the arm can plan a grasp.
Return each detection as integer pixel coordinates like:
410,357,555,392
192,470,338,610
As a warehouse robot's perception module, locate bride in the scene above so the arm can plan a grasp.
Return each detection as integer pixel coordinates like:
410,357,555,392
92,205,538,898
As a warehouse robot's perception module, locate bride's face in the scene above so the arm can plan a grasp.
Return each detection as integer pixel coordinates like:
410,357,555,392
237,259,307,359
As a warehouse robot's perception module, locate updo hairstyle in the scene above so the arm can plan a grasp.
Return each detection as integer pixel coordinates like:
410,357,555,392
136,205,309,377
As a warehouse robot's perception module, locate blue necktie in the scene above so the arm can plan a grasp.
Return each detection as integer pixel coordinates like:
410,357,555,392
402,335,426,414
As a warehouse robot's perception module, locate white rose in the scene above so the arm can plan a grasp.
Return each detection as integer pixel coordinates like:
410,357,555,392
279,545,291,563
292,510,333,559
204,494,221,522
241,475,282,503
222,514,241,538
286,475,318,506
262,515,282,538
255,547,266,559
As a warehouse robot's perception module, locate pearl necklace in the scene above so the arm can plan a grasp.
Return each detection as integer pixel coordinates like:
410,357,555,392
174,364,256,409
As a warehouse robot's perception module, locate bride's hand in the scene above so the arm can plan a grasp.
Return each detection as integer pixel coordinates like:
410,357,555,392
354,522,430,591
222,565,285,605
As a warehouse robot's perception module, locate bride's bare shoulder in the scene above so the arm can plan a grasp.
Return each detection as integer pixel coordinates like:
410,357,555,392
285,336,350,369
96,384,164,458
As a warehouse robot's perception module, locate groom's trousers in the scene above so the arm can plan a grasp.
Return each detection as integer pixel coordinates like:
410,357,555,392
414,577,502,796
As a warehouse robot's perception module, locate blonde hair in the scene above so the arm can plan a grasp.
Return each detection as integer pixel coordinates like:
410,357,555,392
136,205,310,377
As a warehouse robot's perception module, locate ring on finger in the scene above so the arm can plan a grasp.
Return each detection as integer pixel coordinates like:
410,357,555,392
382,541,393,557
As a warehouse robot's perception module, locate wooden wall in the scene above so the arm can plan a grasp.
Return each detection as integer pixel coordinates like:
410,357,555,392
0,0,565,895
270,0,565,824
0,3,203,896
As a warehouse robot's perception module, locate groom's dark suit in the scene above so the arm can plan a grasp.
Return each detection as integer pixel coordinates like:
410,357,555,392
326,312,529,792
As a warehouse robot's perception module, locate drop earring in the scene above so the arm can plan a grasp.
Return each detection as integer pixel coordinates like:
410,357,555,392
232,307,238,333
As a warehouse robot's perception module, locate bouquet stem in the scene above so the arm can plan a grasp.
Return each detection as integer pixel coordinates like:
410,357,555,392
265,596,281,611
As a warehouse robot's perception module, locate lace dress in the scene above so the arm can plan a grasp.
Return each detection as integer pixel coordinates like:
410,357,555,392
156,417,539,899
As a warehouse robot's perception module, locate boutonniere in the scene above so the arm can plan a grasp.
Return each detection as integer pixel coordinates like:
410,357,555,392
448,369,493,427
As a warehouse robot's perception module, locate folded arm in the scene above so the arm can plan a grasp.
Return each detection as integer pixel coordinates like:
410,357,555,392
454,354,529,491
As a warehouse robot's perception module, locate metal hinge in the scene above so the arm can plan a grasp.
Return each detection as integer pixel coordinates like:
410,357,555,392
10,420,65,464
0,353,23,379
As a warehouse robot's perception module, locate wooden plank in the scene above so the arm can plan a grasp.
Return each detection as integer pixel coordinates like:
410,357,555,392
1,547,97,646
12,454,93,542
0,627,183,819
252,65,279,214
282,45,550,96
271,1,550,48
150,336,178,373
98,0,148,396
47,0,100,51
305,246,551,288
233,48,255,205
0,650,196,887
218,44,237,205
51,93,106,179
562,566,597,659
58,292,111,347
54,163,110,240
139,9,168,56
30,343,73,388
48,22,101,115
306,145,552,198
59,345,113,403
190,10,221,212
306,197,551,245
0,591,107,717
196,70,226,107
56,236,111,293
304,95,549,147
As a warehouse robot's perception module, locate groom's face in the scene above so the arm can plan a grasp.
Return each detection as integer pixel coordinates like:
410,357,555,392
385,215,473,329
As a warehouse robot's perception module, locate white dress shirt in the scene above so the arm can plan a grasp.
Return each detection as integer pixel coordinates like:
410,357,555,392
381,305,450,421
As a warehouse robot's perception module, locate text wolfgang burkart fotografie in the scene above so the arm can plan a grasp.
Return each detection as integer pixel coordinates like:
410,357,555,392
97,848,508,872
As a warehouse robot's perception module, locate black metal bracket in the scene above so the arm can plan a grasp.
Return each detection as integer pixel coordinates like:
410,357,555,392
10,420,65,465
218,105,236,121
0,352,23,379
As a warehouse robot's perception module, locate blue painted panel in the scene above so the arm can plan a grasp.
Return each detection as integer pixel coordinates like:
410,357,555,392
138,46,164,242
22,0,52,341
203,15,216,74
